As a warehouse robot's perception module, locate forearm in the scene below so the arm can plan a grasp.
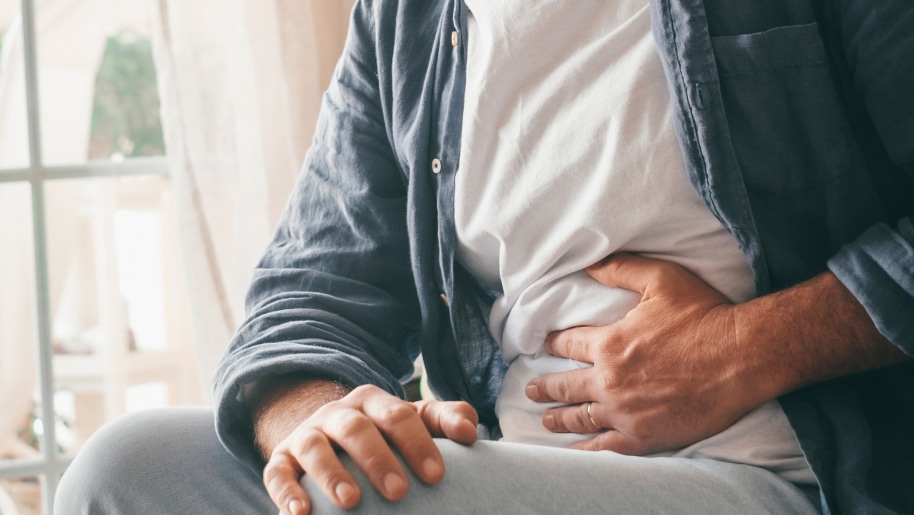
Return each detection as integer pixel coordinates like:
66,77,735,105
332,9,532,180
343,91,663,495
250,377,352,461
734,271,910,401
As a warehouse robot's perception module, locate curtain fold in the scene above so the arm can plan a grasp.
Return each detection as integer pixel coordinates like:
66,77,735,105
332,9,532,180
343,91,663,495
151,0,354,396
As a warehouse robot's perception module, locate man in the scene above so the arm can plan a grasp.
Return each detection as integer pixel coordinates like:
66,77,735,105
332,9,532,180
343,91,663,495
58,1,913,514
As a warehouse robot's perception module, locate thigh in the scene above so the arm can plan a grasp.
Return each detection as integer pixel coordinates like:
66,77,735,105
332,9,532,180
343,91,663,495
305,439,821,515
55,407,275,515
56,409,820,515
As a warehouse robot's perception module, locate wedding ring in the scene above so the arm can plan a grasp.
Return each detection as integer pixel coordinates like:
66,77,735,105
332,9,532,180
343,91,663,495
586,402,600,430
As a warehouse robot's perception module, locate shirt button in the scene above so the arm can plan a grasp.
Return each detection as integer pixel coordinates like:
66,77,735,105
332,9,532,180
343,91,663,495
451,31,459,47
440,293,450,306
431,158,442,174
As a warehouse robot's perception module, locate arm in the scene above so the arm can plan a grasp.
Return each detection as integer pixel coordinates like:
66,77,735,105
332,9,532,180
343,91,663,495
824,0,914,357
525,254,909,455
525,0,914,454
213,0,419,471
213,2,475,513
736,266,909,398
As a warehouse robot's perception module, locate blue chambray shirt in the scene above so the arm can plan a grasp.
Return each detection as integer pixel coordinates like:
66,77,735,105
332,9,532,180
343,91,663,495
214,1,914,513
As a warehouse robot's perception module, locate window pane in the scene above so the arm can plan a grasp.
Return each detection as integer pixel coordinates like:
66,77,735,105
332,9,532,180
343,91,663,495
38,2,165,166
0,183,42,465
0,476,43,515
45,176,201,455
0,1,32,170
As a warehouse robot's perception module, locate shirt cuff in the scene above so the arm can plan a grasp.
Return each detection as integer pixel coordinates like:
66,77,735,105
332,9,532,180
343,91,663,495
212,345,404,473
827,219,914,356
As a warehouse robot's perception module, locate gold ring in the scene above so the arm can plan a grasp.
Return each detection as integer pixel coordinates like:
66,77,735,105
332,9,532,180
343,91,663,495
586,402,600,430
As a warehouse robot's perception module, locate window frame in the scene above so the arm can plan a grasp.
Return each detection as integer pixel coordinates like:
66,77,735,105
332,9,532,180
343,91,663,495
0,0,168,512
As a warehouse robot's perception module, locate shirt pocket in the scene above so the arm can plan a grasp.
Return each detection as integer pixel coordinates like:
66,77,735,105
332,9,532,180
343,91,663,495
711,22,864,195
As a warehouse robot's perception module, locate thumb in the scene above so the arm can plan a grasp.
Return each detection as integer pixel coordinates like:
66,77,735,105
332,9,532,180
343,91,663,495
571,429,646,456
415,400,478,445
586,253,659,294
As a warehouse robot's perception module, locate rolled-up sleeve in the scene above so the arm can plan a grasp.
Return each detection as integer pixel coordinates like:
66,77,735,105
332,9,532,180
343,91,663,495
829,220,914,355
212,0,421,471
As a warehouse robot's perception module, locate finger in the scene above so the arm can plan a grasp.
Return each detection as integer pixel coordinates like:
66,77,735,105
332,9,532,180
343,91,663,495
586,252,657,293
570,429,645,456
542,402,604,434
263,452,313,515
324,409,410,501
283,428,360,509
544,325,604,362
526,368,593,403
415,400,479,445
363,397,446,485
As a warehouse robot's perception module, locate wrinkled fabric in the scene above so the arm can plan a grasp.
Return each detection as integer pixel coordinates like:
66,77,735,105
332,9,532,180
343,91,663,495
213,1,914,514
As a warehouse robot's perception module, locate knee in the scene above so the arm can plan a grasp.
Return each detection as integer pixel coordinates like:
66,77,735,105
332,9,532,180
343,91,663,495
55,407,214,514
304,438,482,515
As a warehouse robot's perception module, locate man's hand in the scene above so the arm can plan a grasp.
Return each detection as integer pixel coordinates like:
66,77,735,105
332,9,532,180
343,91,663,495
525,253,908,457
253,381,478,515
525,253,754,456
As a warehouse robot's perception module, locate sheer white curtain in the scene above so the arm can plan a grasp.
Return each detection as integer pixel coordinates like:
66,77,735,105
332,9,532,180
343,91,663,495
151,0,355,395
0,0,149,457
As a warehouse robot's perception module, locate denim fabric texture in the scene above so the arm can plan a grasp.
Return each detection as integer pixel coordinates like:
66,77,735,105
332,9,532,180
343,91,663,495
213,1,914,514
55,408,821,515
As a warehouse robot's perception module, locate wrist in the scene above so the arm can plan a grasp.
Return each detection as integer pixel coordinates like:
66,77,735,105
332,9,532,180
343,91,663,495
731,271,908,401
729,301,792,404
706,302,779,414
249,376,350,460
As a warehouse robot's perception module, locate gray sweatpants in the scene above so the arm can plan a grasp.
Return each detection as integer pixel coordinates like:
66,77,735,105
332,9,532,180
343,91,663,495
54,407,821,514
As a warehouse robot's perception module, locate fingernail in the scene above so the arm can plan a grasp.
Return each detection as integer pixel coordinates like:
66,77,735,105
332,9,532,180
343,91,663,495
525,384,539,400
543,412,555,430
384,472,407,496
288,499,303,515
422,457,442,479
335,482,357,503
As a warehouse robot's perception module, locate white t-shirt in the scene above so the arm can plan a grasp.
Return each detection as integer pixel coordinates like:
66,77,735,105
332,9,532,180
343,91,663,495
455,0,814,484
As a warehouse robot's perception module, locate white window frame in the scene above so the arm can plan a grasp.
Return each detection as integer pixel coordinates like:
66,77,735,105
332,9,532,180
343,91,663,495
0,0,168,511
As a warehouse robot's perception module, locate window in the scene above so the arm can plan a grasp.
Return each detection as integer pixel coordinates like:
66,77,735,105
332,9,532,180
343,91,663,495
0,2,201,512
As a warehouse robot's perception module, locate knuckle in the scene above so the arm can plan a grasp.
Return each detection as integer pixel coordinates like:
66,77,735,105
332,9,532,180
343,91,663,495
573,409,591,430
332,410,373,441
570,327,591,348
597,373,617,394
263,472,287,495
316,398,345,417
376,402,415,428
262,457,285,481
290,428,327,457
362,451,395,475
607,256,628,276
556,332,571,351
629,420,652,442
352,383,382,398
595,332,616,354
554,379,571,399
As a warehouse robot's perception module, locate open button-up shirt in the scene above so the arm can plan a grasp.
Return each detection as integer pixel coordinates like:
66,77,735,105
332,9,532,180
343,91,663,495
214,1,914,513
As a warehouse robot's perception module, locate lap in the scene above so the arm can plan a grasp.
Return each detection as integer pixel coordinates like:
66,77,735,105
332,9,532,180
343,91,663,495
308,439,819,514
56,407,820,515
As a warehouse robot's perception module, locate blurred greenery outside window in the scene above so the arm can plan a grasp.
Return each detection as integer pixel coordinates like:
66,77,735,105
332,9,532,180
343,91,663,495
88,29,166,160
0,28,164,162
